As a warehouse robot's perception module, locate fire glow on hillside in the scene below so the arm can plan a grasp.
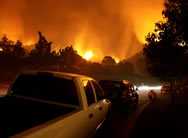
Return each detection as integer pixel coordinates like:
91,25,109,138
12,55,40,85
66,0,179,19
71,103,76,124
0,0,164,61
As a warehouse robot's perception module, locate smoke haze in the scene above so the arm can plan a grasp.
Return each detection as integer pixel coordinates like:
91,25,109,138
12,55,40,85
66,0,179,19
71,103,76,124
0,0,164,60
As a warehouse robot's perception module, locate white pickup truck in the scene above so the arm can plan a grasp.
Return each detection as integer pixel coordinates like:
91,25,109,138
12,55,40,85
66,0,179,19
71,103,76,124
0,71,111,138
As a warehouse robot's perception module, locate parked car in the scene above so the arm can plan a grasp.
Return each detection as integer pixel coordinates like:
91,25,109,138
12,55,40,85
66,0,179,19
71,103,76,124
161,84,170,95
0,71,111,138
99,80,138,108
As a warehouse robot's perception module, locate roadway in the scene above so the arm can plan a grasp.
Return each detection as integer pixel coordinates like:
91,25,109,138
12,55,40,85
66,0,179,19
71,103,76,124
95,90,188,138
94,89,150,138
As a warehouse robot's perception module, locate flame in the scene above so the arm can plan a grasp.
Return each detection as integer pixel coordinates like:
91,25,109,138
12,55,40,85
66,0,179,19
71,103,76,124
24,39,35,46
74,28,103,61
0,0,164,61
83,51,94,61
114,57,120,63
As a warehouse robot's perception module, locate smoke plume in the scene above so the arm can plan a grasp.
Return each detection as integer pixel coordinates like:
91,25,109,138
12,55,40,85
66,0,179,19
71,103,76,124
0,0,164,60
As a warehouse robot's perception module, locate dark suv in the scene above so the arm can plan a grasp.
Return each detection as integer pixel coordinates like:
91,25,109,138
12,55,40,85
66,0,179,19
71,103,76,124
99,80,139,108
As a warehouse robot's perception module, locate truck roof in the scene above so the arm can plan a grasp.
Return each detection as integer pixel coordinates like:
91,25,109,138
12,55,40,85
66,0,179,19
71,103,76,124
20,71,93,80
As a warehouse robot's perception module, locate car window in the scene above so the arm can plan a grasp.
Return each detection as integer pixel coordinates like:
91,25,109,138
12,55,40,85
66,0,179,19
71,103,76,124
11,74,79,106
121,84,129,92
91,81,105,101
82,80,95,106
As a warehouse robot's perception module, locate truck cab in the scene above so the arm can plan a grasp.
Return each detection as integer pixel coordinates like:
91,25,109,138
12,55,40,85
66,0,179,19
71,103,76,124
0,71,111,138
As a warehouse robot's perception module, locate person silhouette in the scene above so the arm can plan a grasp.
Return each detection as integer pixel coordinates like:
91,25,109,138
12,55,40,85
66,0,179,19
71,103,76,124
148,90,157,102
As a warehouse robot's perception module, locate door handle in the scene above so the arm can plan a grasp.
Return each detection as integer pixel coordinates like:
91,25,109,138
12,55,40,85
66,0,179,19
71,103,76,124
89,113,94,119
98,106,103,111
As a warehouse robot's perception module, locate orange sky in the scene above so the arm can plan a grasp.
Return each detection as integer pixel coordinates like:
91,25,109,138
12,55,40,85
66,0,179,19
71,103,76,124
0,0,164,61
124,0,164,43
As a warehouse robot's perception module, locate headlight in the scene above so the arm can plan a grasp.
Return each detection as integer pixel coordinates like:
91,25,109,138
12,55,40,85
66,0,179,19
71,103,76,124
128,93,132,96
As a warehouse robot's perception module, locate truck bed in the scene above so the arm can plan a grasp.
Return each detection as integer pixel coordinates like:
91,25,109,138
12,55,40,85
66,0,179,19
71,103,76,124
0,96,76,137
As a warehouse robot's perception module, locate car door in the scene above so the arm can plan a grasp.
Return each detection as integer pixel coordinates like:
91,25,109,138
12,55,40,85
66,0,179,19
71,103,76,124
82,80,100,136
91,80,110,124
16,78,102,138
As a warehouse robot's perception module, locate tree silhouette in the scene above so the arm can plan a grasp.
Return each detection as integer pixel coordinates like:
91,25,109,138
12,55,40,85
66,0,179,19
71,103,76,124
0,35,14,56
59,46,85,66
144,0,188,81
163,0,188,42
30,32,52,56
12,40,25,57
102,56,116,66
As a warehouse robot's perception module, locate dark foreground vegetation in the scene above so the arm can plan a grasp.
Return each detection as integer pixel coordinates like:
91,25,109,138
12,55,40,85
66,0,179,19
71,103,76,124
144,0,188,82
0,32,151,84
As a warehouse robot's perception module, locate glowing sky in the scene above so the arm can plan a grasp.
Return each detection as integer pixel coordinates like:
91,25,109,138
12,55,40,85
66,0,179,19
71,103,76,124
0,0,164,61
